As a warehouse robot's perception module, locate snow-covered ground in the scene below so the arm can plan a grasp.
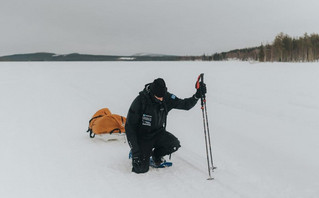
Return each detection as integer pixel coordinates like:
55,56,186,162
0,61,318,198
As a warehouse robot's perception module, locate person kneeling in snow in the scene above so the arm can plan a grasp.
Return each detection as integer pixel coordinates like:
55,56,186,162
125,78,206,173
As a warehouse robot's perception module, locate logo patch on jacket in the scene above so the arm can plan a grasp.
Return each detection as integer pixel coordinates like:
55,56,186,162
171,94,176,99
142,114,152,126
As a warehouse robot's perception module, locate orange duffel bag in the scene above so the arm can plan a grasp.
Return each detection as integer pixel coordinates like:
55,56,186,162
86,108,126,138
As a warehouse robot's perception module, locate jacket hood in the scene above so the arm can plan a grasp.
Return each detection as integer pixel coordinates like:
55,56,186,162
139,83,166,104
139,83,151,96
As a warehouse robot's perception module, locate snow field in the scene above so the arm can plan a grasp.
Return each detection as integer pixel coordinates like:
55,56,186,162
0,61,318,198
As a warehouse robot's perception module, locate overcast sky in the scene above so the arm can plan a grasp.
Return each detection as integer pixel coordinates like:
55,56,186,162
1,0,319,56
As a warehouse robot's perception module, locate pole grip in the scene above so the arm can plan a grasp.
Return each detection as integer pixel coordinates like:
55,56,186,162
200,73,204,83
195,73,205,106
197,73,205,100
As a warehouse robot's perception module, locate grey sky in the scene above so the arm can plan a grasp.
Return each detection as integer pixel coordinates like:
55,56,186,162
1,0,319,56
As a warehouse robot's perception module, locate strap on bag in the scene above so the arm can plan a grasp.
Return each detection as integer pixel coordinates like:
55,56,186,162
86,115,103,138
86,128,96,138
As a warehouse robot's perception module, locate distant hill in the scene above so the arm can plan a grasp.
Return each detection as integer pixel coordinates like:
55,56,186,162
0,52,181,61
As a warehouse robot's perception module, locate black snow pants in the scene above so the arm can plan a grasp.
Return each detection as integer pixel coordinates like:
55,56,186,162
132,130,181,173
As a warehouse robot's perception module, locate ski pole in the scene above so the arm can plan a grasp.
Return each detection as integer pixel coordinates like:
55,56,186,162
203,84,216,172
196,73,216,180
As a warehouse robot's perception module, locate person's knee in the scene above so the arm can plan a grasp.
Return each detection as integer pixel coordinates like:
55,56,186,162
154,131,181,156
171,136,181,150
169,142,181,154
164,138,181,155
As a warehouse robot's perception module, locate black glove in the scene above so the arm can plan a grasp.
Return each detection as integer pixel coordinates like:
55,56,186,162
195,82,207,99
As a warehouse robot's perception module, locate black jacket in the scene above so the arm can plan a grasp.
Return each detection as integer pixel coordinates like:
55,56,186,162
125,84,198,156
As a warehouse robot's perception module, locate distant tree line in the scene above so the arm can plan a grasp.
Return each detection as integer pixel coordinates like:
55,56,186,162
209,32,319,62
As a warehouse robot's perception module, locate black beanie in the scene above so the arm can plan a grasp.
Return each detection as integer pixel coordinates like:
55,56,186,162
150,78,167,97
